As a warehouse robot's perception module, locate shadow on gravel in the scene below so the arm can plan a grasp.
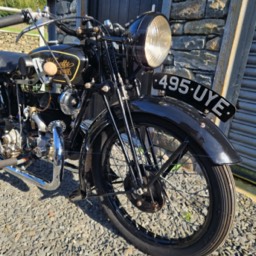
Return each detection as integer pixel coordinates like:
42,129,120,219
0,172,30,192
75,198,120,236
1,161,256,255
0,159,119,237
28,160,121,236
38,168,120,236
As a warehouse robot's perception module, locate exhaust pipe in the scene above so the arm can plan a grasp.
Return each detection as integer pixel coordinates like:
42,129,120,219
2,126,64,191
0,157,28,169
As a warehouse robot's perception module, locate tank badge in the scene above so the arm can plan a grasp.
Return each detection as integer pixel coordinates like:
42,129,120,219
58,60,75,76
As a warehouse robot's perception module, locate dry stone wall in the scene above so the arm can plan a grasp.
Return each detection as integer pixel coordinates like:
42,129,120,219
0,30,40,53
165,0,230,87
47,0,231,89
55,0,78,44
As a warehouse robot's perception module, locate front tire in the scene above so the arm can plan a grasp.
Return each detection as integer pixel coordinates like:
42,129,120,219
92,114,236,256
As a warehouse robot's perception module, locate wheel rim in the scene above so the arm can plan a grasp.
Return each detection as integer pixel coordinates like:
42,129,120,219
102,122,212,246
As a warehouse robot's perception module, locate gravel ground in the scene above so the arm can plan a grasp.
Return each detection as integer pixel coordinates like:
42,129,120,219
0,164,255,256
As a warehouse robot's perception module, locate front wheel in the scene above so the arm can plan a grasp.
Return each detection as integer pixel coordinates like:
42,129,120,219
92,114,236,256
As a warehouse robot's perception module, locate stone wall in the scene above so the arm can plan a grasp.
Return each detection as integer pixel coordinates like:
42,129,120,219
165,0,230,87
48,0,231,88
0,30,40,53
55,0,78,44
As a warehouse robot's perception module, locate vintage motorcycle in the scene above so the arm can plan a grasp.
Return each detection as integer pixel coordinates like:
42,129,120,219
0,7,240,256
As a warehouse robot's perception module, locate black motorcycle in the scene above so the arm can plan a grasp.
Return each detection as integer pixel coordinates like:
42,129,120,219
0,7,240,256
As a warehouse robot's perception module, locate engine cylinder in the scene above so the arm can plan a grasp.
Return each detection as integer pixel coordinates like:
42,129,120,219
1,129,22,158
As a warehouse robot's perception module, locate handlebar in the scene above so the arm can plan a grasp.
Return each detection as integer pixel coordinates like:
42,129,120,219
0,8,126,41
0,11,29,28
56,21,77,37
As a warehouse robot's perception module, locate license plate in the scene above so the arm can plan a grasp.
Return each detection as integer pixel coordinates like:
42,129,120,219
153,73,236,122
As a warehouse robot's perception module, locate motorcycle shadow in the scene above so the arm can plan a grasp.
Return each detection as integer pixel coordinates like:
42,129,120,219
0,158,119,235
0,171,30,192
35,159,120,235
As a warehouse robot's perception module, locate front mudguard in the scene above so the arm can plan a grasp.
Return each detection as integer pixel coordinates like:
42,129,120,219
78,96,240,193
130,97,240,165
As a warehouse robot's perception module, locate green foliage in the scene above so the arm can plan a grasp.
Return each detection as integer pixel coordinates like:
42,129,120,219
171,163,182,172
0,0,46,11
182,211,192,222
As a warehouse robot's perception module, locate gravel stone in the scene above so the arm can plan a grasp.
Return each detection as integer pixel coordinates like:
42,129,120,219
0,167,255,256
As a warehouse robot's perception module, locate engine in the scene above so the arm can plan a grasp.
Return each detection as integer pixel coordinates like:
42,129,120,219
0,88,79,161
0,129,22,158
0,43,88,160
0,104,67,160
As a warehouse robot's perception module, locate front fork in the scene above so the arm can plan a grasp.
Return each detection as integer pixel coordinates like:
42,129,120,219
102,90,144,188
100,40,189,192
103,85,190,193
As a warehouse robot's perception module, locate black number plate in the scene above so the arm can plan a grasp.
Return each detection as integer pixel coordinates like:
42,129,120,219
153,73,236,122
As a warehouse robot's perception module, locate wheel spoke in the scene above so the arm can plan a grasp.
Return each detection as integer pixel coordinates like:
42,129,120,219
104,127,212,239
93,115,236,255
148,140,189,187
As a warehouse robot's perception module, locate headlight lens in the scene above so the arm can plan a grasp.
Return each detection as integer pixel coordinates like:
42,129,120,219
128,13,172,68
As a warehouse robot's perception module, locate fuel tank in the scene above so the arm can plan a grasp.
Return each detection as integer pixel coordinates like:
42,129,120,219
30,44,88,85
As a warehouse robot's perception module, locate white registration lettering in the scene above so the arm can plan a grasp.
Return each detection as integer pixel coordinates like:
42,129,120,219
212,98,230,117
168,76,179,91
205,90,219,107
178,79,190,94
159,75,168,89
193,85,208,101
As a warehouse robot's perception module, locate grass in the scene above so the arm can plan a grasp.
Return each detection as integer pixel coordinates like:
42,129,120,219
0,0,47,36
0,23,43,35
232,165,256,202
0,0,46,11
232,165,256,185
235,177,256,202
182,211,192,222
0,23,48,42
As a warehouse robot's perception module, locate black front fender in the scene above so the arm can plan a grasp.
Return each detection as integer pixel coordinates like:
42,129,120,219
78,96,240,193
129,96,240,165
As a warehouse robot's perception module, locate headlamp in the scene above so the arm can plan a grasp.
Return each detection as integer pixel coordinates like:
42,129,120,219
127,13,172,68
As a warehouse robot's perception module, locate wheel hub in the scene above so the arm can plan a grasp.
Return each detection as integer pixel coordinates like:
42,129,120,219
124,174,166,213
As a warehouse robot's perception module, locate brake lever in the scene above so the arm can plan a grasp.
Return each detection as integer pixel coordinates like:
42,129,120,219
16,18,54,43
16,7,53,43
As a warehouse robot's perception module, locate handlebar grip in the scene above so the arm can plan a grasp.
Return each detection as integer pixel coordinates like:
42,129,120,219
0,13,27,28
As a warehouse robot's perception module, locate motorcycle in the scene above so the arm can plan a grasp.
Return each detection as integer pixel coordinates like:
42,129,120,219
0,7,240,256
